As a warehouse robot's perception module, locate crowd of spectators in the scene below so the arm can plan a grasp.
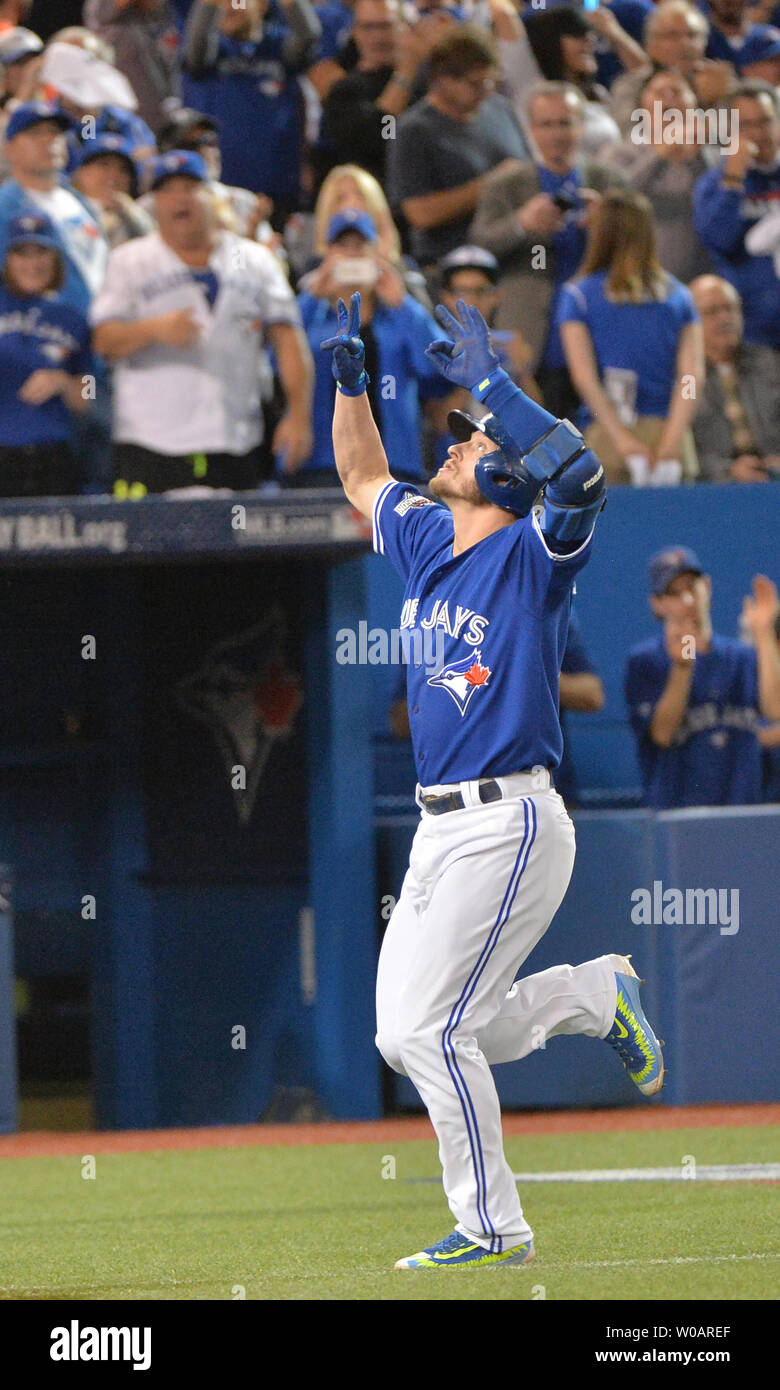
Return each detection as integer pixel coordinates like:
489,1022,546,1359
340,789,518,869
0,0,777,810
0,0,777,495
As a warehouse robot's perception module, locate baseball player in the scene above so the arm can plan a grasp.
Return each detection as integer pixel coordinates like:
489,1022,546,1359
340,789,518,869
323,294,665,1271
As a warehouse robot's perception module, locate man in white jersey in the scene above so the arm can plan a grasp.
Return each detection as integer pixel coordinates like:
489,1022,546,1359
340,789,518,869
91,150,313,493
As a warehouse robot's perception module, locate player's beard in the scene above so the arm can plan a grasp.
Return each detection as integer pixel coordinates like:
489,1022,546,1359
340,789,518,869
429,468,490,508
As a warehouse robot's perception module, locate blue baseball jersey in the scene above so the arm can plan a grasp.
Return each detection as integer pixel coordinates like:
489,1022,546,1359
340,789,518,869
625,633,763,808
556,270,698,419
373,482,594,784
0,286,92,447
181,27,305,199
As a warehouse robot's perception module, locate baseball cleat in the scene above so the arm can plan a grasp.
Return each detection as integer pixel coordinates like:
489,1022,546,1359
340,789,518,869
604,954,665,1097
394,1231,536,1270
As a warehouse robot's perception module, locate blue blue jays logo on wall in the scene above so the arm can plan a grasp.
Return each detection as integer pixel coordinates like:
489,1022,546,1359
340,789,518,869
174,609,303,825
427,649,491,716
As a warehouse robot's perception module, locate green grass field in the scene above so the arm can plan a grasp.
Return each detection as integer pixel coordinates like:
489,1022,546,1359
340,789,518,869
1,1126,777,1301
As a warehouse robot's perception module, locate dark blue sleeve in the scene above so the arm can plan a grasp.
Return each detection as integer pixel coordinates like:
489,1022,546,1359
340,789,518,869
693,170,750,256
511,511,594,615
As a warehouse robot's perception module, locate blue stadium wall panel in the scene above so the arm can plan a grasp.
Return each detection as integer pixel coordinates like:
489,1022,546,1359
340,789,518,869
379,807,779,1110
150,885,311,1127
652,807,780,1106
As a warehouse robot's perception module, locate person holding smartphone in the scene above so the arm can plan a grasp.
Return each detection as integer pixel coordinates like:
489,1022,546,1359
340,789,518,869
293,207,456,485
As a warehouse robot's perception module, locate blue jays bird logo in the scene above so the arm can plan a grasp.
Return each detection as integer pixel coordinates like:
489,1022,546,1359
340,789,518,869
427,649,491,716
174,609,303,825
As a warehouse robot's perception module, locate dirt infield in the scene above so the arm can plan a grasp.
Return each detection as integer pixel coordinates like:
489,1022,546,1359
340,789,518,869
0,1102,777,1160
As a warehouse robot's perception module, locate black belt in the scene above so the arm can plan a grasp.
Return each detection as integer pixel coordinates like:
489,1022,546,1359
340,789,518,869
420,779,503,815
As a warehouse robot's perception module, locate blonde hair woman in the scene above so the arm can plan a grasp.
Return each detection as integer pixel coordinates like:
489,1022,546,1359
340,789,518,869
557,189,704,484
306,163,431,309
314,164,402,260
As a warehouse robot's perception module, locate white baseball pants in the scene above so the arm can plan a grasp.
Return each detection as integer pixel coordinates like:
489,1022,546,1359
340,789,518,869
375,773,619,1252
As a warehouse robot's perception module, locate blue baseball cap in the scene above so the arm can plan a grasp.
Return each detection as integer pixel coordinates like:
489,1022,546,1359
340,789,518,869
6,211,60,251
77,134,139,196
77,133,137,169
148,149,208,190
648,546,704,596
326,209,378,245
736,25,780,71
5,101,71,141
0,27,44,67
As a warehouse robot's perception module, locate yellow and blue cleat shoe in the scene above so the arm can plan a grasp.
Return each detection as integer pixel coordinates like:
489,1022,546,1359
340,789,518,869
605,954,665,1097
394,1231,535,1270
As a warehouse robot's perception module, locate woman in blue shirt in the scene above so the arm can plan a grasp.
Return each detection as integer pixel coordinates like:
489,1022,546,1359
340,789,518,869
0,212,92,497
557,188,704,485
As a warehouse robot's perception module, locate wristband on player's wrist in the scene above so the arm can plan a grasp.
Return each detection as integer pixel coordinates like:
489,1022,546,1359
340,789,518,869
337,371,369,397
472,368,505,401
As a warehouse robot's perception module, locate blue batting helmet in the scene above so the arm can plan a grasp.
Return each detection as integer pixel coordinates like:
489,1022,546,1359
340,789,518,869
447,408,541,517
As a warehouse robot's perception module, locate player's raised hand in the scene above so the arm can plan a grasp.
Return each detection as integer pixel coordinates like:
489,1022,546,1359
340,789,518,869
425,299,500,389
320,292,369,396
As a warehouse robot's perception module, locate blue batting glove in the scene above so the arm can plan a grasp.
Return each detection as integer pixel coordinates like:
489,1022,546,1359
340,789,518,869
320,292,369,396
424,299,500,391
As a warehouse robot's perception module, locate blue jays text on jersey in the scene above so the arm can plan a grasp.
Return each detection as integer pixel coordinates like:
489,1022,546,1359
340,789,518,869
373,482,594,785
400,597,490,648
